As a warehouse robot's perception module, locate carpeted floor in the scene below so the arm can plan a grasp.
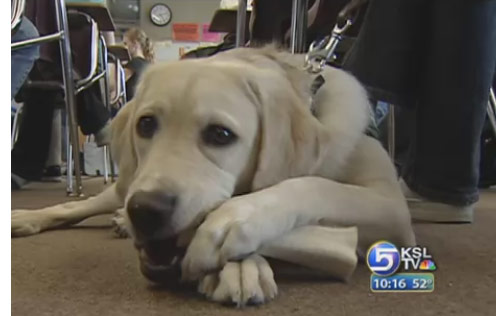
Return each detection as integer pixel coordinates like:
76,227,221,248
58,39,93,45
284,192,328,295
11,178,496,316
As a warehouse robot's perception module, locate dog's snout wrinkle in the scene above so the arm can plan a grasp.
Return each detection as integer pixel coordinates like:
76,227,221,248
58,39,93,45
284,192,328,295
127,191,177,238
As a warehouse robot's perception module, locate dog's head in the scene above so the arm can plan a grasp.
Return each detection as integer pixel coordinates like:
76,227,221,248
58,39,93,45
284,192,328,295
111,48,333,282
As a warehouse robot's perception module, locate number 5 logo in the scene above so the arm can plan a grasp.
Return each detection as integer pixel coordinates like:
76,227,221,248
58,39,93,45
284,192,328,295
367,241,400,276
373,248,398,271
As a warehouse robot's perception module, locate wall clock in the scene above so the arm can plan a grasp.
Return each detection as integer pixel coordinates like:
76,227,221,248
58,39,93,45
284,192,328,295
150,3,172,26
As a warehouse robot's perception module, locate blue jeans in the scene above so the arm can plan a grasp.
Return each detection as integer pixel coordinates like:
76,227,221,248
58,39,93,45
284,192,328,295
344,0,496,206
11,17,39,100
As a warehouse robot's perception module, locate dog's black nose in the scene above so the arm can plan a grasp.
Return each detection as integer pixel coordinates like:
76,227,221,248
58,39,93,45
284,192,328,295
127,191,177,239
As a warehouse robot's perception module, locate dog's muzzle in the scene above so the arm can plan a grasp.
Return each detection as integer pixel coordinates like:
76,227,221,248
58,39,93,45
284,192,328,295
127,191,184,283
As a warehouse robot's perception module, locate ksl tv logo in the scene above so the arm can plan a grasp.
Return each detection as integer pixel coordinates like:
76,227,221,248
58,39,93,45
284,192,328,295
366,240,437,276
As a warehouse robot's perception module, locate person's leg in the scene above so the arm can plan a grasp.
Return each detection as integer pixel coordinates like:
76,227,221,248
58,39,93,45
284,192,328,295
343,0,427,107
43,109,63,181
11,89,57,185
403,0,496,220
11,17,39,99
342,0,426,173
11,61,61,188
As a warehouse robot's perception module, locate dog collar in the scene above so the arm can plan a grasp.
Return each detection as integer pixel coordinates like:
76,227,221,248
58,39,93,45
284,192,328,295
309,74,325,116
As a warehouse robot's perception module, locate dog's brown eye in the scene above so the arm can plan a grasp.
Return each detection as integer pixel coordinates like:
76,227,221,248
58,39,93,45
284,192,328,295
137,115,158,138
202,124,237,147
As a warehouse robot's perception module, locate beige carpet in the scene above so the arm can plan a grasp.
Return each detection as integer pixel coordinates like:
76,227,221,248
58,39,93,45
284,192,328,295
11,178,496,316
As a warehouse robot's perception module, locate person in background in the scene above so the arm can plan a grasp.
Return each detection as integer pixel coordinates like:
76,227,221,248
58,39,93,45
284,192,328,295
341,0,496,222
122,28,154,101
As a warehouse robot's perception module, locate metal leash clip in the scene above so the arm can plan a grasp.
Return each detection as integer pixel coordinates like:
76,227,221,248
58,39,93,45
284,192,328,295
304,17,354,74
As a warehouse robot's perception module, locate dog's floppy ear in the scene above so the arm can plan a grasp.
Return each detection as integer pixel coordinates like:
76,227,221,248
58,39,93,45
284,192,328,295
247,70,330,191
110,100,138,198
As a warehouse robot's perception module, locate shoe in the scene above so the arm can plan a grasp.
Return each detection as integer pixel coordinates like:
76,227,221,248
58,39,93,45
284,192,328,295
11,173,29,190
94,122,111,147
42,165,62,182
399,179,474,223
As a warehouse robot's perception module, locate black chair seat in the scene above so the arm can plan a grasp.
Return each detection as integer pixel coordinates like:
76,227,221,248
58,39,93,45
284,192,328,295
24,80,64,91
108,45,130,62
15,80,65,109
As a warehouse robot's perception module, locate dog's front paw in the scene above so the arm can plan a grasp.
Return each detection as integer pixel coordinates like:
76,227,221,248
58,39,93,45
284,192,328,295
181,198,265,280
198,254,277,307
111,209,130,238
11,210,44,237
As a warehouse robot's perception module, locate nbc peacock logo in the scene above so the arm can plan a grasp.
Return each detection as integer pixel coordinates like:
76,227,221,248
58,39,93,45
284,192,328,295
419,259,437,271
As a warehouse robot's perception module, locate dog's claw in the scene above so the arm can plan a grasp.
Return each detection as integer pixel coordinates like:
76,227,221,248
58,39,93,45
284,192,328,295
111,211,130,238
11,210,43,237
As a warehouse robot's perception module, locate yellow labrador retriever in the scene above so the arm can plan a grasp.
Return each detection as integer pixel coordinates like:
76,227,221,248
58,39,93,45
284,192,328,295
12,47,415,306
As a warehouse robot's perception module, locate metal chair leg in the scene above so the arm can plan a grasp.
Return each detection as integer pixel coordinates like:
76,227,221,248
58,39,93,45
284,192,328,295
102,145,109,184
108,147,117,182
107,59,124,184
11,104,23,149
99,35,116,182
488,88,496,138
65,118,73,188
56,0,83,196
120,62,127,105
100,35,110,110
387,103,396,162
290,0,308,53
235,0,247,47
99,36,110,182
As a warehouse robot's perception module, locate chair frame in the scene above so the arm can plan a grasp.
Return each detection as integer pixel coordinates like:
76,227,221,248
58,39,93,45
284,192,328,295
108,54,127,108
11,0,25,31
99,34,114,184
11,103,23,149
104,51,128,183
69,11,112,186
235,0,248,47
68,15,115,185
11,0,83,196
